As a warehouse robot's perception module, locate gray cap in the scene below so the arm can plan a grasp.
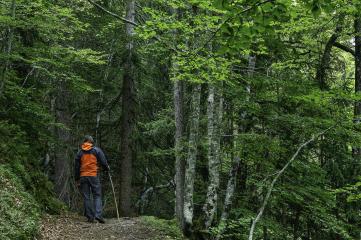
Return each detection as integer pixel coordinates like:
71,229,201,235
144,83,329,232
83,135,94,143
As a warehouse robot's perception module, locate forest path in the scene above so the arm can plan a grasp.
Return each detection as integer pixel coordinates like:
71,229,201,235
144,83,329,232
38,213,169,240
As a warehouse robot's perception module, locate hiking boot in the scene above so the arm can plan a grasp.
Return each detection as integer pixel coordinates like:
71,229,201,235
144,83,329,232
87,218,95,223
95,217,105,224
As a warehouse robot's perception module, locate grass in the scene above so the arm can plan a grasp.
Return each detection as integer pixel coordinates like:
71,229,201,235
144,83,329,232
141,216,186,240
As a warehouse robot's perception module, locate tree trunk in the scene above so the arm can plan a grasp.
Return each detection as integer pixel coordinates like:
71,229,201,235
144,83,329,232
263,226,268,240
0,0,16,96
353,16,361,158
183,84,201,236
171,5,185,227
119,0,136,217
203,85,223,229
215,156,240,240
354,16,361,122
203,85,215,229
293,210,300,240
220,156,240,222
174,78,185,228
53,82,71,204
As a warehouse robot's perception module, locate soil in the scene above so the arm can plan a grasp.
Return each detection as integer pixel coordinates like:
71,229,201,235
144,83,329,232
37,214,166,240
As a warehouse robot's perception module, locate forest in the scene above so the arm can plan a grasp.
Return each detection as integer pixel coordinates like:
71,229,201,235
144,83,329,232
0,0,361,239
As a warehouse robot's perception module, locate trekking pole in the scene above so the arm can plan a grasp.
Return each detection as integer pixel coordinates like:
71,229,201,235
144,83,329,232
108,171,121,223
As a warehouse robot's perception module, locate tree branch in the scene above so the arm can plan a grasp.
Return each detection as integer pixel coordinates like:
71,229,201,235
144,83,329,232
333,42,355,56
86,0,179,52
248,126,333,240
315,15,344,90
197,0,275,54
87,0,138,26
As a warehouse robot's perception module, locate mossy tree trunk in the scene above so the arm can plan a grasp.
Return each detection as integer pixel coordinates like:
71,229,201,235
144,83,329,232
183,84,201,235
203,85,223,229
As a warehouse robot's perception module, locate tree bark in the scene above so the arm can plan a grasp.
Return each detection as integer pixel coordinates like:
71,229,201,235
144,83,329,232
183,84,201,236
53,83,71,204
203,85,215,229
354,16,361,125
215,156,240,240
171,5,185,228
203,85,223,229
119,0,136,217
220,156,240,222
174,78,185,227
353,16,361,158
333,42,355,56
247,55,256,77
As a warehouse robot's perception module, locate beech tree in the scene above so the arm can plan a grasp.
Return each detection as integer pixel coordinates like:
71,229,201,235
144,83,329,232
1,0,361,239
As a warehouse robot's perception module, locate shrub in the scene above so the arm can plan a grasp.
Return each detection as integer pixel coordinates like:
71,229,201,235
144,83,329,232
0,165,41,239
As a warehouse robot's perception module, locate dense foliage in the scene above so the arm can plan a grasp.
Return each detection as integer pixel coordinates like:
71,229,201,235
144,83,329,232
1,0,360,239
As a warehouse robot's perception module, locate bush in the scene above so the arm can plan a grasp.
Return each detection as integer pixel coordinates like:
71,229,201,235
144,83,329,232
0,165,41,239
0,121,64,214
141,216,185,240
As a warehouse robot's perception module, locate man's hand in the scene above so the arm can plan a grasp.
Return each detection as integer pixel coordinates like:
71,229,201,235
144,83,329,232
76,180,80,188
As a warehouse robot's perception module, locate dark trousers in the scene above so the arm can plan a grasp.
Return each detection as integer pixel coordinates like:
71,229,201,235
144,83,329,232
80,176,103,220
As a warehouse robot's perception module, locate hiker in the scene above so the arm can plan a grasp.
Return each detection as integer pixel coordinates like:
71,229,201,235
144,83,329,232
75,135,110,223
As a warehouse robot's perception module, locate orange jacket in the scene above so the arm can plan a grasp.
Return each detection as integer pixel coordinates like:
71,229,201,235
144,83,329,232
74,142,109,180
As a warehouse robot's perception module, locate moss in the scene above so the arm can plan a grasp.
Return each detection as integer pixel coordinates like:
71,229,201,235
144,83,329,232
0,165,41,239
141,216,185,240
0,122,64,214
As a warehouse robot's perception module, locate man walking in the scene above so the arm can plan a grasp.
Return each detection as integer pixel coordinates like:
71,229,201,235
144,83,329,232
75,135,110,223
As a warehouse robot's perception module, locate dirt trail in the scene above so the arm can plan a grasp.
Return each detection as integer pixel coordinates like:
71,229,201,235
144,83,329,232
38,214,168,240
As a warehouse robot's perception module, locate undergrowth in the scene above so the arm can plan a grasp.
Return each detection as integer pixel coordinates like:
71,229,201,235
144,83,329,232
0,165,40,239
0,121,64,239
141,216,185,240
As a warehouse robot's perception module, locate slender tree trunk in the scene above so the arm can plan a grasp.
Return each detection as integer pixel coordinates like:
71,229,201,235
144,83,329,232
293,210,300,240
354,16,361,124
183,84,201,236
203,85,223,229
120,0,136,217
247,55,256,77
220,156,240,221
0,0,16,96
352,16,361,193
53,82,71,204
215,156,240,240
263,226,268,240
174,78,185,227
353,17,361,158
240,55,255,132
171,6,185,227
203,85,215,228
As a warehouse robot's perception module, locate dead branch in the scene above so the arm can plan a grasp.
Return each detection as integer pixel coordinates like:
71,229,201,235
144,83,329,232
248,126,333,240
86,0,138,26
